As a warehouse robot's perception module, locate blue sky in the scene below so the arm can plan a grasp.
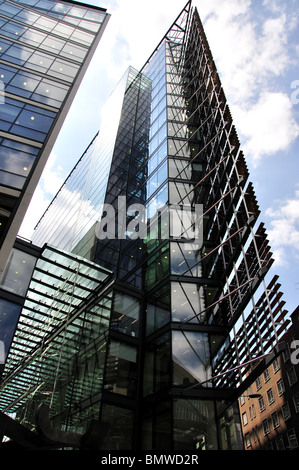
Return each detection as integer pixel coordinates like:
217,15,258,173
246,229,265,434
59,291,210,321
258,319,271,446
19,0,299,314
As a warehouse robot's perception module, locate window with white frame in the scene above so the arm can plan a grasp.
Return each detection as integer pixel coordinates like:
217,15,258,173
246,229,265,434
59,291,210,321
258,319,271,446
271,411,280,429
267,388,274,405
259,396,266,412
255,377,262,391
282,401,291,421
263,368,270,383
262,419,270,435
272,357,280,373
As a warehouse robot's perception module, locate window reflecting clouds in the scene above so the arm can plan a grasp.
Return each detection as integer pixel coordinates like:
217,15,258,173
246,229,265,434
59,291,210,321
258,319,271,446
172,330,212,387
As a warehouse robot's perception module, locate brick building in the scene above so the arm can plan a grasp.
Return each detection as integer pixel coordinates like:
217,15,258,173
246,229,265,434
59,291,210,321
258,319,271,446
239,306,299,450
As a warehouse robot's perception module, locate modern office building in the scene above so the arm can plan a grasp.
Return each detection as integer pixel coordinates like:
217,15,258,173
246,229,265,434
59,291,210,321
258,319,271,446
0,1,292,450
0,0,110,277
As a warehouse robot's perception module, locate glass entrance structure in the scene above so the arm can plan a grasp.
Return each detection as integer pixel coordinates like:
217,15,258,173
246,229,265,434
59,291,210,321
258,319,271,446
0,1,290,450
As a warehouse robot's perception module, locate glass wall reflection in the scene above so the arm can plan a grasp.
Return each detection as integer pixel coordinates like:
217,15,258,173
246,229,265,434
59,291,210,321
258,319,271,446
0,298,22,363
172,330,212,387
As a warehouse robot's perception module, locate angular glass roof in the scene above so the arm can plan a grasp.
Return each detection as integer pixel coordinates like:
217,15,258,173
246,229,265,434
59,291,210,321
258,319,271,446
0,244,112,411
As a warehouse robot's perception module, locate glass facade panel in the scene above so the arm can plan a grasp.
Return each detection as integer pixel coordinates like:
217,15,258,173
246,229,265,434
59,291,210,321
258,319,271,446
172,330,211,387
101,405,134,450
173,399,218,450
0,248,36,295
111,291,140,337
146,303,169,335
104,340,137,398
171,281,207,323
143,332,170,396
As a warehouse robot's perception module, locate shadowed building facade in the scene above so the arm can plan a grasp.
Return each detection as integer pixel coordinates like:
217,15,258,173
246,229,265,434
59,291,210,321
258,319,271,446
0,1,291,450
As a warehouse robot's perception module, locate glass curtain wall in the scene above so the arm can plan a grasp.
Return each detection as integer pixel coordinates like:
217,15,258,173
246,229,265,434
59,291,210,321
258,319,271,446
0,0,108,261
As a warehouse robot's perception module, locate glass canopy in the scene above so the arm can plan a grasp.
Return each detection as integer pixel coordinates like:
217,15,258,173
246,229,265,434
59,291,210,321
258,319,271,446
0,244,112,412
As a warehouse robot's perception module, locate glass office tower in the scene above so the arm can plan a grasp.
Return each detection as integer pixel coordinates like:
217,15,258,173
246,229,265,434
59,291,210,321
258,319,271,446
0,0,110,276
0,1,290,450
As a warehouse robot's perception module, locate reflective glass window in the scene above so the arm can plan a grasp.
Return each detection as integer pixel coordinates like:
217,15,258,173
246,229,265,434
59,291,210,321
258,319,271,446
104,340,137,398
147,160,167,198
0,141,36,177
1,21,27,39
111,292,140,337
32,79,69,107
145,244,169,289
0,299,22,364
15,9,40,25
0,248,36,296
172,330,211,386
143,333,170,396
61,43,87,61
146,303,169,335
0,99,22,125
71,29,94,46
0,170,25,189
26,50,54,73
78,19,100,32
33,16,57,32
2,43,32,66
49,58,79,81
148,140,167,175
169,181,194,205
101,405,134,450
0,2,20,17
171,242,202,276
0,38,12,55
6,70,40,98
171,281,206,323
173,399,218,450
52,22,74,38
11,105,56,142
40,35,65,53
149,123,167,156
146,183,168,219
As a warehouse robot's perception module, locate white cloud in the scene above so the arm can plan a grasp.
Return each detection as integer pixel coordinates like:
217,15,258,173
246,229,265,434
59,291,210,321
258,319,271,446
231,92,299,164
266,189,299,265
193,0,299,166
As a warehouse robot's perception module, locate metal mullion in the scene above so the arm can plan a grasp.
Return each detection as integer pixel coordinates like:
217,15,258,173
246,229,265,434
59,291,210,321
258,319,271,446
28,276,90,303
0,32,83,66
0,58,73,87
3,90,59,113
31,265,96,293
6,0,103,35
0,12,92,49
